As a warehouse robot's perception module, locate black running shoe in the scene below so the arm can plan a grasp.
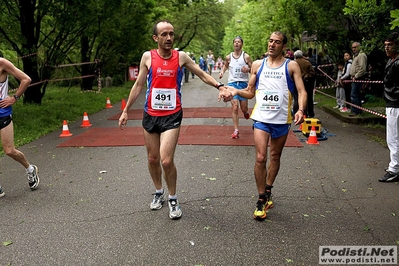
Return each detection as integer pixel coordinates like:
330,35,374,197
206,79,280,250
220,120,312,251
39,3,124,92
0,186,5,197
378,171,399,182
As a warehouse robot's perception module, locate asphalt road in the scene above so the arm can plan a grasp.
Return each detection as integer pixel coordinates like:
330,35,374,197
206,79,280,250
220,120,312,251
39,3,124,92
0,72,397,266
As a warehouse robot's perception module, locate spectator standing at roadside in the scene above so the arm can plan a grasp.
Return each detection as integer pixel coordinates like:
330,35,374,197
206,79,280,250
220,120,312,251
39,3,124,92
379,32,399,182
219,36,253,139
0,53,40,197
285,48,294,60
339,52,352,113
118,20,228,220
306,49,317,68
349,42,367,116
333,60,346,111
294,50,315,118
199,54,206,72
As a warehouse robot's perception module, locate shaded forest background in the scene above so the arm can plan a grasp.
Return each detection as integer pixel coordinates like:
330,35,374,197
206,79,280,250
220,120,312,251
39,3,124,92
1,0,399,104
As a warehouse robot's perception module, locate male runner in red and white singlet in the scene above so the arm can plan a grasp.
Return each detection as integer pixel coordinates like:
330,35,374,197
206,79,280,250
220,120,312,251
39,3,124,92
119,20,227,220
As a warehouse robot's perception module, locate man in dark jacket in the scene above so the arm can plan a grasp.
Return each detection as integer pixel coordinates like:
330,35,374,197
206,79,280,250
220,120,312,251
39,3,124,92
379,32,399,182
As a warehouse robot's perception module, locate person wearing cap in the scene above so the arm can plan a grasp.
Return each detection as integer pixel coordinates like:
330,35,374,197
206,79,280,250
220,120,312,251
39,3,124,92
294,50,315,117
219,36,253,139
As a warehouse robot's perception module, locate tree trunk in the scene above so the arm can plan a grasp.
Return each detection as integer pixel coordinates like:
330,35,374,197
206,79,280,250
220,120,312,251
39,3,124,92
19,0,43,104
80,35,93,91
22,56,43,104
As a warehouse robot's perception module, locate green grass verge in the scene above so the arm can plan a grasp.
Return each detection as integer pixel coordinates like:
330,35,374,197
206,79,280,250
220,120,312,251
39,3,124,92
314,88,387,147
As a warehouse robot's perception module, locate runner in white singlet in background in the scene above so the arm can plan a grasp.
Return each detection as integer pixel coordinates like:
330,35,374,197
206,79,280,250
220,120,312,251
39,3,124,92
219,36,253,139
207,50,215,75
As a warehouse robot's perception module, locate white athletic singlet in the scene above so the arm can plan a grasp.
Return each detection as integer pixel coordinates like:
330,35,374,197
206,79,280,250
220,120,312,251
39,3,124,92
227,51,249,83
0,77,12,117
207,54,214,65
251,58,295,124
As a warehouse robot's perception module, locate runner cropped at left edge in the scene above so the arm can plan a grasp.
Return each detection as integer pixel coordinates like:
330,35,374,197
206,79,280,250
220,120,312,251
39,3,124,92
118,20,228,220
0,52,40,197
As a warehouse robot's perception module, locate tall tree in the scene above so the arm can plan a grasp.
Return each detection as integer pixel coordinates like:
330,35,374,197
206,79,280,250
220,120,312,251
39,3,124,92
75,0,155,89
0,1,92,103
0,0,155,102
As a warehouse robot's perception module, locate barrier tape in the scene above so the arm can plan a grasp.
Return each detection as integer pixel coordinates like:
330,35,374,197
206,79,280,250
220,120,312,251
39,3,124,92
17,53,37,59
315,88,386,119
314,64,386,118
29,74,96,87
317,64,384,84
15,57,102,91
49,61,99,68
318,63,335,67
317,64,336,83
97,68,101,93
342,79,384,84
315,85,336,90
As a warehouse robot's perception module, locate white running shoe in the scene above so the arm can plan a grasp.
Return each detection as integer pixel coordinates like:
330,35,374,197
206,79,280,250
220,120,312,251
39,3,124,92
150,192,165,210
168,199,182,220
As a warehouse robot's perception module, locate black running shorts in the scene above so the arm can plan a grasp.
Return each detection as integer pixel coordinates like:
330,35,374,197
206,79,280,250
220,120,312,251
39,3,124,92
0,114,12,130
142,109,183,134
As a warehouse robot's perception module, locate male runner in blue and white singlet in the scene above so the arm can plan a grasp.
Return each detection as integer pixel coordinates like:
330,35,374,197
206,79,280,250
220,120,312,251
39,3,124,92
221,31,307,220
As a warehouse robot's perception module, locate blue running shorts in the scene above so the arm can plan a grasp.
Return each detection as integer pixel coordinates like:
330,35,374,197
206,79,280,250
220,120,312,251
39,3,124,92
253,121,290,138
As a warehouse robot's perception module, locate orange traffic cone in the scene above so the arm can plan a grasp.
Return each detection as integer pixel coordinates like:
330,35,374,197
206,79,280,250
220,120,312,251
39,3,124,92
80,112,92,127
120,99,126,111
105,97,113,108
59,120,73,138
306,126,319,145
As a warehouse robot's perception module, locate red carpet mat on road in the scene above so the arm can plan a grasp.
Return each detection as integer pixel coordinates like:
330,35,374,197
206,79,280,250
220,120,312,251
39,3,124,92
107,107,250,120
57,126,303,147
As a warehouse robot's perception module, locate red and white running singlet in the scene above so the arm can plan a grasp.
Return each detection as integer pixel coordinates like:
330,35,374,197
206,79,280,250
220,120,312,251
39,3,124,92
144,49,183,116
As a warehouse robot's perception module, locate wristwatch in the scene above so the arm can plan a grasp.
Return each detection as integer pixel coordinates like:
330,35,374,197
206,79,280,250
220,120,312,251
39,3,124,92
216,82,224,90
14,94,20,101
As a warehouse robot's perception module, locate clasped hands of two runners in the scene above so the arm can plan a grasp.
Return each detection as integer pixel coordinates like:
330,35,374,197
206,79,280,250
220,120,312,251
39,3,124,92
218,85,235,103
